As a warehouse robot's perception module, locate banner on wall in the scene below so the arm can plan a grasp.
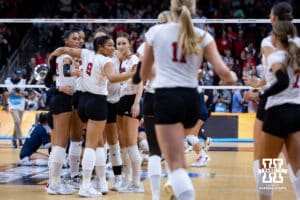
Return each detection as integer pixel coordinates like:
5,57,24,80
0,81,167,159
0,111,255,139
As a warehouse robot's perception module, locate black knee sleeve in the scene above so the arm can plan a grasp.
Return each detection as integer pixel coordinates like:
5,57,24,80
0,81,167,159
144,115,161,156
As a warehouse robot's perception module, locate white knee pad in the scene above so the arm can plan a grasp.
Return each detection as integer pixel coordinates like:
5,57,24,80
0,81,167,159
69,141,82,156
51,146,66,164
82,148,96,171
95,147,105,167
109,143,122,166
170,168,194,199
148,155,162,177
186,135,199,146
127,145,142,163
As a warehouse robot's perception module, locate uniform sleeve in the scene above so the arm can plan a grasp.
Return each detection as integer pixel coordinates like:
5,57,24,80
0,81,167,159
145,25,159,46
196,28,214,49
267,51,285,67
61,54,73,61
130,55,139,67
261,36,273,48
102,56,113,67
137,42,145,57
80,49,90,60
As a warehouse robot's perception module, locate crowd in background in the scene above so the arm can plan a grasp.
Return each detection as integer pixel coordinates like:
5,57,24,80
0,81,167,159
0,0,298,113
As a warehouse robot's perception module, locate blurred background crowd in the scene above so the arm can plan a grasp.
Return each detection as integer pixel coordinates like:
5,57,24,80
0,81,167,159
0,0,298,113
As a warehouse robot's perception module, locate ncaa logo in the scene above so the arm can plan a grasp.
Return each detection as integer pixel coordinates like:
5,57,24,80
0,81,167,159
258,158,288,183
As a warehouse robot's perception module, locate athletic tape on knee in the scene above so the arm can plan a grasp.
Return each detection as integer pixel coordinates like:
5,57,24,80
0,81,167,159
170,168,194,198
257,172,273,197
186,135,199,146
69,141,82,156
95,147,105,166
148,155,162,177
82,148,96,171
109,143,122,166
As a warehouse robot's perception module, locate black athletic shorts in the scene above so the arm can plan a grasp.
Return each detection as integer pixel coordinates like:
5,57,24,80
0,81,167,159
143,92,154,116
72,91,83,109
263,104,300,138
77,92,107,123
117,94,141,119
49,92,72,115
154,87,200,129
107,102,119,124
256,97,267,121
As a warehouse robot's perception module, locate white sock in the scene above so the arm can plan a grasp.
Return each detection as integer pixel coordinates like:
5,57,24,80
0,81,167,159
291,169,300,200
81,148,96,189
288,164,296,183
95,147,106,183
257,171,273,199
69,141,82,178
170,168,194,200
148,155,162,199
48,146,66,185
121,148,132,181
128,145,142,185
35,159,48,166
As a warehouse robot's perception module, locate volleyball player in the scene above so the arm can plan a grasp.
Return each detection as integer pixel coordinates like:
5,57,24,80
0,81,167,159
49,35,135,197
247,21,300,200
243,2,300,185
140,0,237,199
186,73,210,168
46,30,80,195
135,10,172,200
92,31,124,192
67,29,86,189
115,33,144,193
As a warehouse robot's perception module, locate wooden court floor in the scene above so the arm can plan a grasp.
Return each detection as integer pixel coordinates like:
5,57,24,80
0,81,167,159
0,142,296,200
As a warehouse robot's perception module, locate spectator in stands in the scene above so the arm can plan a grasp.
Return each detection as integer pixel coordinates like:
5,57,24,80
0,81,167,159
213,89,232,112
202,61,214,86
3,68,27,148
241,42,256,62
233,30,245,59
231,86,244,113
19,112,51,166
216,30,231,55
24,56,37,82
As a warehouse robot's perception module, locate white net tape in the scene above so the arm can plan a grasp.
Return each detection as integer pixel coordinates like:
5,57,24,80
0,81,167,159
0,18,299,23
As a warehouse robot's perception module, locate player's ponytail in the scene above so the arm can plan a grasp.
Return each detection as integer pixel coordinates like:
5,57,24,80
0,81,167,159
171,0,203,55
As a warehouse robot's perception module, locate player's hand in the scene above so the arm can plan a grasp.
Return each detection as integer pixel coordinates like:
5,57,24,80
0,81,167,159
59,86,73,95
243,91,259,102
131,103,140,118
